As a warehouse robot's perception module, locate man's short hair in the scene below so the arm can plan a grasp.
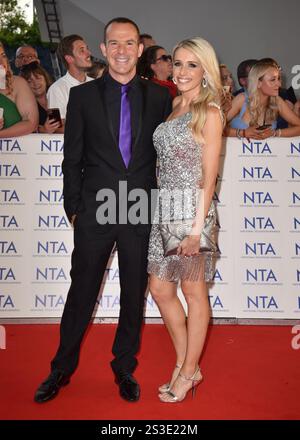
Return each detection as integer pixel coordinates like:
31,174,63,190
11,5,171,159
16,44,37,57
15,45,38,67
57,34,84,69
140,33,153,40
237,59,258,80
103,17,140,43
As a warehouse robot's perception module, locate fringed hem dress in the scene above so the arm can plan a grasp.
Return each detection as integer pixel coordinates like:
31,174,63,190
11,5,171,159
147,112,218,283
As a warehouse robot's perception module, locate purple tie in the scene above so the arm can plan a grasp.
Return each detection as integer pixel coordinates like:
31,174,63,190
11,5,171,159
118,84,132,168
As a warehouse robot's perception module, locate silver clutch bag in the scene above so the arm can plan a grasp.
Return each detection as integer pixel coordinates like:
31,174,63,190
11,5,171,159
159,209,217,257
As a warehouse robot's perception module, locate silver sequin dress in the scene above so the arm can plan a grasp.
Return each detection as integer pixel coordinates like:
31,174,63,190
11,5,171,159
147,112,217,283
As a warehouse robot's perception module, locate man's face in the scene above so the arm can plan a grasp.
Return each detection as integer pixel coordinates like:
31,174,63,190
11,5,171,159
15,47,38,68
100,22,143,84
67,40,92,70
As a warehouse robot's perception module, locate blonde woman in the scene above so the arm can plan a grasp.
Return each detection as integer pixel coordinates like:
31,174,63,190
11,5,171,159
0,42,38,137
220,63,235,94
225,60,300,139
147,37,224,403
219,63,234,114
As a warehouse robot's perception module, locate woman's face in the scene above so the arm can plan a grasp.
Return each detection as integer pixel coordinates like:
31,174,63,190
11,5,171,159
151,48,172,80
220,66,234,93
172,47,204,96
258,67,281,97
0,46,8,72
26,72,47,98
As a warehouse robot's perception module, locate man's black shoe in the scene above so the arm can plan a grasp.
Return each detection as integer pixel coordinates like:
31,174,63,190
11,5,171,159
115,371,140,402
34,370,70,403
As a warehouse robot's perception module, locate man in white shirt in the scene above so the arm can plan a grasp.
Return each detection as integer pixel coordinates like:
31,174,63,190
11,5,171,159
47,34,93,132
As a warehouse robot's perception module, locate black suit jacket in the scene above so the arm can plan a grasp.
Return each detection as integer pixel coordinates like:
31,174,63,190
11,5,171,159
62,76,172,230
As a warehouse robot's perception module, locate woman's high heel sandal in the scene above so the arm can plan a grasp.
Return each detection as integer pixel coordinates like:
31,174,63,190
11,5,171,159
158,364,182,394
159,367,202,403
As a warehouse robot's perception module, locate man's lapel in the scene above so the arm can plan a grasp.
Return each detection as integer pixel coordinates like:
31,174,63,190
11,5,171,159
96,77,127,170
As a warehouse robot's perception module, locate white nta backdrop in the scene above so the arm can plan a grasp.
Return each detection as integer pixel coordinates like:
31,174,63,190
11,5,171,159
0,134,299,319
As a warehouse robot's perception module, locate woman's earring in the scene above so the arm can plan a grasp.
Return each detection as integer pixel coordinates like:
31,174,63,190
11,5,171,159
172,77,177,84
202,76,208,88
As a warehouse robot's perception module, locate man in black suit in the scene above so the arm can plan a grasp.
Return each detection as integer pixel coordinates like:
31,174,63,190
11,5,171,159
34,17,172,403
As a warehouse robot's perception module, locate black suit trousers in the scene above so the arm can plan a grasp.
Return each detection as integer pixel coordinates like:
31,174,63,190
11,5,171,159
51,216,149,376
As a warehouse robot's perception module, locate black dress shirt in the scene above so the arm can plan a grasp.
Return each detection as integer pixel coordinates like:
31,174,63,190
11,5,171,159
103,73,142,147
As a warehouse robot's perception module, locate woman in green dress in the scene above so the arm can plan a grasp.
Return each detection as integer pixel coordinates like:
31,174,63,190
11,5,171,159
0,42,38,137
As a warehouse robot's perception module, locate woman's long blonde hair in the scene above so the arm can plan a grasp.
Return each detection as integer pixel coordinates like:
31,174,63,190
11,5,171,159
0,42,13,96
247,62,279,126
173,37,224,142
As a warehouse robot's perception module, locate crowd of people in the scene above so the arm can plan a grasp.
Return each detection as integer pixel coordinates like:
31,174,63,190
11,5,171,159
1,33,300,138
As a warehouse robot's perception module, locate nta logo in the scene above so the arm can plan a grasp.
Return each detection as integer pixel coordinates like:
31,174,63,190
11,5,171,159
247,295,278,309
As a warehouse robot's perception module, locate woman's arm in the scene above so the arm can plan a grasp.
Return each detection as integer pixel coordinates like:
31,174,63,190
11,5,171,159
277,96,300,137
224,124,269,140
195,107,223,227
223,93,265,139
0,76,38,138
179,107,223,256
294,100,300,117
225,93,244,122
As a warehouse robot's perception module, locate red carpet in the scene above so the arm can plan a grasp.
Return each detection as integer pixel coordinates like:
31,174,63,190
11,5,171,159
0,324,299,420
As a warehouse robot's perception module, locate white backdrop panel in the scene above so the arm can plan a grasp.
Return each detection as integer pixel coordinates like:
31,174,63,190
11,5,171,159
0,135,299,318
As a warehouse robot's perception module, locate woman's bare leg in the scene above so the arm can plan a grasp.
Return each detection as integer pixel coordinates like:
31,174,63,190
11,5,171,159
149,274,187,386
159,279,210,402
